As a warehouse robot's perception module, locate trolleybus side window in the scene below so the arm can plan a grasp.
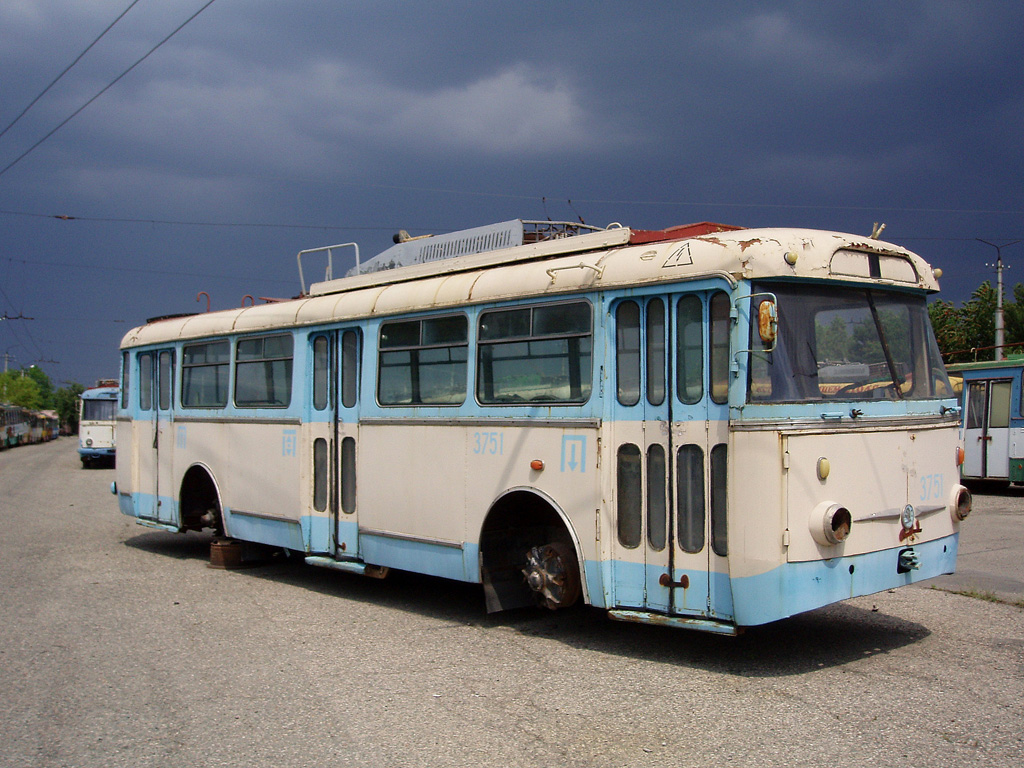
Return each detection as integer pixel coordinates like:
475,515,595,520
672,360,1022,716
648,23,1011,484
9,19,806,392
158,350,174,410
182,340,229,408
235,334,293,408
647,299,667,406
616,443,642,548
477,300,592,404
676,296,703,404
342,329,360,408
710,443,728,556
341,436,356,514
615,298,666,408
378,315,467,405
121,351,130,409
647,443,667,551
615,302,641,406
677,444,705,553
139,353,153,411
312,335,331,411
990,381,1011,428
966,384,986,430
710,292,730,404
313,438,328,511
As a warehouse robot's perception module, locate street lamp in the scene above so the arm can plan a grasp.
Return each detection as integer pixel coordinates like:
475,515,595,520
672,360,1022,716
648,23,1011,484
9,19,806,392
979,239,1022,361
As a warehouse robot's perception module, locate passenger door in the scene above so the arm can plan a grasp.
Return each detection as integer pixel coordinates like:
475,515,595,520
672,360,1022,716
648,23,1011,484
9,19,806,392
307,332,338,553
307,329,361,557
609,290,731,619
137,348,176,524
335,329,362,557
964,378,1011,479
610,296,673,611
671,292,731,620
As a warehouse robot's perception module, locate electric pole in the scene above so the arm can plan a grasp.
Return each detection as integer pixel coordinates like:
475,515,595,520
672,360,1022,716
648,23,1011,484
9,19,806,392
980,239,1022,361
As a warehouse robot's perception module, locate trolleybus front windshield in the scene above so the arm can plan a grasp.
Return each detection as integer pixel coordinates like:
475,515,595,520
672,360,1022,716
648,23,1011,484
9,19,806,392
748,283,952,403
82,399,116,421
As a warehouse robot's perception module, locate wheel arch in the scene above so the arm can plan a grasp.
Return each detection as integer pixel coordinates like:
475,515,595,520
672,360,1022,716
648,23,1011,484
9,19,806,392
478,486,589,612
178,462,225,535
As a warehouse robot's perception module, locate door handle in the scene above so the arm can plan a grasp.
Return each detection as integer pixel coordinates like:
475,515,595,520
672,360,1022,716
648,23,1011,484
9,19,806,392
659,573,690,589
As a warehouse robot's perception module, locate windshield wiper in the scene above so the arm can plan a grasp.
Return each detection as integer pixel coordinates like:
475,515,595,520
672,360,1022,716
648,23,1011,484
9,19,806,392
865,290,904,400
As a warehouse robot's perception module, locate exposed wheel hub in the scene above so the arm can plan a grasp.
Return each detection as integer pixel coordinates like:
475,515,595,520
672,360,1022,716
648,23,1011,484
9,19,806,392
522,542,581,610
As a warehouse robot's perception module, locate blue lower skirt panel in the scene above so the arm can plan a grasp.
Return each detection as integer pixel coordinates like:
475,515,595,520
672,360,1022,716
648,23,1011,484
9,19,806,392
225,509,304,551
358,534,480,583
731,533,959,626
117,493,135,517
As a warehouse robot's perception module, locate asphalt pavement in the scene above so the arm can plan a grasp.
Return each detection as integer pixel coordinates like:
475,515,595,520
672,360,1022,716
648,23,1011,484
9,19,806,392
927,485,1024,604
1,438,1021,768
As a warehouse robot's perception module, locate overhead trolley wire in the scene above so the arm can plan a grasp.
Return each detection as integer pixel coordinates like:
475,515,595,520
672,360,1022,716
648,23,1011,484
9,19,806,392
0,0,220,180
0,0,143,141
0,283,46,362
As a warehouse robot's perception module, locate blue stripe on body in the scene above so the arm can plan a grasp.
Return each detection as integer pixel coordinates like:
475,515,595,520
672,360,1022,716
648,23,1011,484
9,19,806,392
356,534,480,582
606,558,735,620
225,508,305,551
300,515,360,555
734,399,957,422
730,533,959,626
127,491,177,525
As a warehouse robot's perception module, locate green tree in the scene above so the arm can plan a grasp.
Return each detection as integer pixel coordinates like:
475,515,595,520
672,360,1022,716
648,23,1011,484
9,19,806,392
928,299,966,360
54,382,85,432
0,370,44,409
929,281,1024,363
23,365,54,409
1003,283,1024,353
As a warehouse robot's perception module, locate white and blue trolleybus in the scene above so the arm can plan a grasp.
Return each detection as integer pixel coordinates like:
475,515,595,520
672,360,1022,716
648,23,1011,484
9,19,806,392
114,219,971,634
79,381,118,467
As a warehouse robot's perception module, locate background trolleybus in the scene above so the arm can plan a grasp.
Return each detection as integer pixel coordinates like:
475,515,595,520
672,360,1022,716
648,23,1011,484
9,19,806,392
947,355,1024,486
79,380,119,467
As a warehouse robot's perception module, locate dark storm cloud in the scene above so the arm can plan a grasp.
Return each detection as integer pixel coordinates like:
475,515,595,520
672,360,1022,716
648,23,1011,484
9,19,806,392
1,0,1021,386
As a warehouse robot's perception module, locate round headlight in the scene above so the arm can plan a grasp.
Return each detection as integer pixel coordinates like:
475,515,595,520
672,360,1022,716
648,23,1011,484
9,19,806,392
810,502,853,546
950,485,972,521
85,438,93,446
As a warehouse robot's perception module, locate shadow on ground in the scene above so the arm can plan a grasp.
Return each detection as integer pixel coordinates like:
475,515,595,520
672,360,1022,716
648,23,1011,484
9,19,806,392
125,530,931,678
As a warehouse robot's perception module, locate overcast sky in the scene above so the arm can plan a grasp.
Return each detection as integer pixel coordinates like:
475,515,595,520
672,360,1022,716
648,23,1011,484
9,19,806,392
1,0,1022,388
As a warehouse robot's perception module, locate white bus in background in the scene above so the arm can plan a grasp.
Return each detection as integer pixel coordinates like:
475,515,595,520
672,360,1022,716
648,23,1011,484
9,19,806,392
79,381,118,467
114,219,971,635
